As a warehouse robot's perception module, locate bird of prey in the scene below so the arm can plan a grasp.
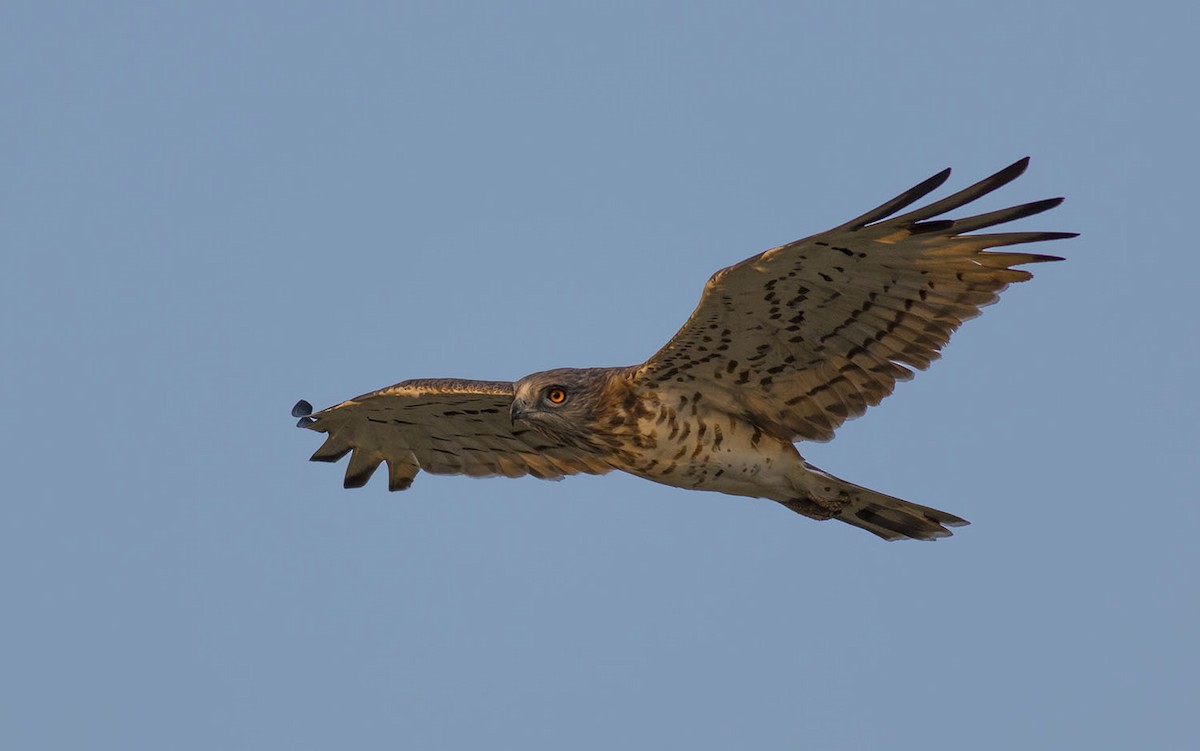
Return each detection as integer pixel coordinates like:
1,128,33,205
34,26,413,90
293,158,1073,541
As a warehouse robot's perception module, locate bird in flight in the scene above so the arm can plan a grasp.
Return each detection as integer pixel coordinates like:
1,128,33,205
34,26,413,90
293,158,1073,540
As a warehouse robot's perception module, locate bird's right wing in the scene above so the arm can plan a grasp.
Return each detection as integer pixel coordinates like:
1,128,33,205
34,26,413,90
293,379,613,490
633,158,1074,442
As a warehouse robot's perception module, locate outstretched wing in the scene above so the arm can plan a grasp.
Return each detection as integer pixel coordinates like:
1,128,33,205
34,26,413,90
633,158,1075,442
293,379,613,490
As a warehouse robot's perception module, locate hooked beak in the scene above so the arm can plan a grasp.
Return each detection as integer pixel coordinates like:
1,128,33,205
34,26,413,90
510,397,528,426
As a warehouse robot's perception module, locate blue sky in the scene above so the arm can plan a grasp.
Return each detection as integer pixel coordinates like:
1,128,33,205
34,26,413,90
3,2,1197,749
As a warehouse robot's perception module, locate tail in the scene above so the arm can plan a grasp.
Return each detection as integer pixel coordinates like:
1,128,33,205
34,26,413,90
785,464,969,541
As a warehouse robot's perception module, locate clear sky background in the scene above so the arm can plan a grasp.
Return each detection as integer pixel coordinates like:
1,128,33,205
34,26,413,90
3,2,1197,749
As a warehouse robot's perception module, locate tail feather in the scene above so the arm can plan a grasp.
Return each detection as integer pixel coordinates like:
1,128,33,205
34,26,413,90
838,496,967,541
789,464,968,541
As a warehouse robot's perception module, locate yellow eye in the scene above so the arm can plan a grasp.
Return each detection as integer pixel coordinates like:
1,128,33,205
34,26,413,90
546,387,567,405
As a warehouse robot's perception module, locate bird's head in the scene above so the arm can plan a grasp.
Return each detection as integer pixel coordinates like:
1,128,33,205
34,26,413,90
511,367,622,450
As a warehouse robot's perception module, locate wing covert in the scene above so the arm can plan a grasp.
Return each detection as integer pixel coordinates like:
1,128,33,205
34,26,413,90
295,379,612,490
633,158,1075,442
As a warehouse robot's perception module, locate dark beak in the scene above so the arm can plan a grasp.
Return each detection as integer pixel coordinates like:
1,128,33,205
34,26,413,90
510,398,527,426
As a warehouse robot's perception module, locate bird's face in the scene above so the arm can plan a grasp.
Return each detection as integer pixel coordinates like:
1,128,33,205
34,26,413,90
511,367,612,448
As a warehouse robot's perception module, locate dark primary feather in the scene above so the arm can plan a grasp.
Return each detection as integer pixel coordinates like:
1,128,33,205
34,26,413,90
865,156,1031,228
832,166,952,230
633,157,1075,442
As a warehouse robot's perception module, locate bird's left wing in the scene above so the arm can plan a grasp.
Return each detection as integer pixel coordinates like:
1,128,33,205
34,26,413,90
632,158,1075,442
293,379,613,490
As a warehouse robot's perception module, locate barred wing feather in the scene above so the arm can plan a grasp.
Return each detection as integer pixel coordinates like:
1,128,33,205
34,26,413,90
634,157,1074,442
294,379,613,490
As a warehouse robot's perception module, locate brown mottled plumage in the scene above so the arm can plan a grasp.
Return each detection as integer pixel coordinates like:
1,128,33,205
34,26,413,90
293,158,1074,540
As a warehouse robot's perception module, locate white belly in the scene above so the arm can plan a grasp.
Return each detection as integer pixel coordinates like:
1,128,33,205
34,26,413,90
619,403,805,502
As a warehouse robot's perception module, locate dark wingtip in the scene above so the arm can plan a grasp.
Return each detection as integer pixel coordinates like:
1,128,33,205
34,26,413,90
1025,196,1064,213
343,468,377,489
913,167,953,199
994,156,1031,184
837,166,953,231
975,156,1031,193
296,416,316,428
